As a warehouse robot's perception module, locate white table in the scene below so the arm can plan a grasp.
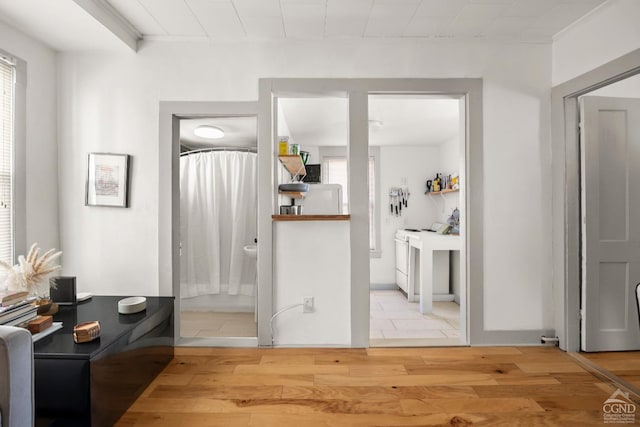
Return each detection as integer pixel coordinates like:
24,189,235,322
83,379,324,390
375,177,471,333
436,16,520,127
407,233,461,314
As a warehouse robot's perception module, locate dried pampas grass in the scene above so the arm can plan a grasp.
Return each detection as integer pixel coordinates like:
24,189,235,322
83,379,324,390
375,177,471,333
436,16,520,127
0,243,62,297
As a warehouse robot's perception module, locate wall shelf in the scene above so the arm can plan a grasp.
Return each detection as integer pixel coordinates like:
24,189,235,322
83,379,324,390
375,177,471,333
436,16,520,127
278,191,306,199
278,155,306,177
425,188,459,196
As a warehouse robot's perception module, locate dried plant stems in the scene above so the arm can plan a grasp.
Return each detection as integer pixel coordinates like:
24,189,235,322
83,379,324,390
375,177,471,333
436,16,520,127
0,242,63,296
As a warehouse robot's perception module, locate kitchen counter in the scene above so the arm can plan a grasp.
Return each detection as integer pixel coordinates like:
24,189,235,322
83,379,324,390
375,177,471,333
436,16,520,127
410,232,460,248
407,233,460,314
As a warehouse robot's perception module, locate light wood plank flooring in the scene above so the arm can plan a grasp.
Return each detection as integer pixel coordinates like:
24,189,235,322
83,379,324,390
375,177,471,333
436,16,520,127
580,351,640,390
115,346,639,426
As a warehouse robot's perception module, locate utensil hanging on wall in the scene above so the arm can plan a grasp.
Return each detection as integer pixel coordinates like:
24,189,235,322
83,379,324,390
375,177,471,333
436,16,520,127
389,187,409,217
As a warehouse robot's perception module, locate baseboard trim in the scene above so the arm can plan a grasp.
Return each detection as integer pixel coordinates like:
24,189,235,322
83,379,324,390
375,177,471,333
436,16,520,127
470,329,556,346
370,283,398,291
177,336,258,347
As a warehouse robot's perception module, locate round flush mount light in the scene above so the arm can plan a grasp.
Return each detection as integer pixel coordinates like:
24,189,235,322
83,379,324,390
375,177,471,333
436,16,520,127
194,125,225,139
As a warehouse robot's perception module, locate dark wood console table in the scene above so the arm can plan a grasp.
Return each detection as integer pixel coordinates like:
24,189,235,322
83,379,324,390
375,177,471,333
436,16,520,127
33,296,174,427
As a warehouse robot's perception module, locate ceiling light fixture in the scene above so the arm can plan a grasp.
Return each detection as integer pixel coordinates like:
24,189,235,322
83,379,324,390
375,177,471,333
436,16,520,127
194,125,225,139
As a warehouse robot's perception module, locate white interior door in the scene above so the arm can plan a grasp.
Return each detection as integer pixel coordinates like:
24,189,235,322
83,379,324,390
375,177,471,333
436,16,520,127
580,96,640,352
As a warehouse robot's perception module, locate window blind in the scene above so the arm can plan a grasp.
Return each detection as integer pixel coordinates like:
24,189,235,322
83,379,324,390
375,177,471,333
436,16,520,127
0,57,14,265
322,157,349,213
322,156,377,250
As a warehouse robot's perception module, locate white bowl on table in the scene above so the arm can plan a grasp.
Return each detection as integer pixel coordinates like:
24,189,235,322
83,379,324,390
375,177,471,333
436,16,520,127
118,296,147,314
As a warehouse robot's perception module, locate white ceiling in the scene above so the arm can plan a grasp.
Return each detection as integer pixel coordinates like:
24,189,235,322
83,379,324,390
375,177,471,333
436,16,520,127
0,0,609,149
369,95,460,145
180,116,257,150
0,0,609,52
183,96,459,151
0,0,134,51
279,95,460,147
107,0,608,44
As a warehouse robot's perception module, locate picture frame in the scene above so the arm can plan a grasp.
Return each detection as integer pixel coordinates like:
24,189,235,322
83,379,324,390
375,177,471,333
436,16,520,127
85,153,131,207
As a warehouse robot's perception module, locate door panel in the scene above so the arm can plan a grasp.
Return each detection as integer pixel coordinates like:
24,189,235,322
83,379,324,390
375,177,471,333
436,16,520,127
597,262,626,330
581,96,640,352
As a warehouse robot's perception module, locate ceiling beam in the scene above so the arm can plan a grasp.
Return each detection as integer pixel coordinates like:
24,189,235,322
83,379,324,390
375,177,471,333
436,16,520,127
73,0,141,52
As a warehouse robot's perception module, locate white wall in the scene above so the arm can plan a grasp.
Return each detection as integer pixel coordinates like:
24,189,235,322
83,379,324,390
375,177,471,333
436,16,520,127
481,45,552,330
552,0,640,86
370,145,440,286
587,73,640,98
0,22,59,257
436,135,461,224
273,221,350,346
57,38,552,333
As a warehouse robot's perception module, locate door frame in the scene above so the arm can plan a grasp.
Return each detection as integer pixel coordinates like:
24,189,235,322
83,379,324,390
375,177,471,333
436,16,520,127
551,48,640,352
159,101,259,347
579,95,640,351
366,92,469,346
259,78,546,347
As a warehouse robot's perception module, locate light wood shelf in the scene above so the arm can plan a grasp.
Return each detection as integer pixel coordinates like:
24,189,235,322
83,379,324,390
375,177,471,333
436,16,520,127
278,191,306,199
278,155,306,177
425,188,459,195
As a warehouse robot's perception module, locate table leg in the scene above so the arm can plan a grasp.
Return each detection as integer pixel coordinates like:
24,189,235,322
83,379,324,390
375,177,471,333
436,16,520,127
419,248,433,314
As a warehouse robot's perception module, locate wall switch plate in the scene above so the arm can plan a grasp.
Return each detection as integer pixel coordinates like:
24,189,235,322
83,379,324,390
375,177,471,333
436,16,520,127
303,297,314,313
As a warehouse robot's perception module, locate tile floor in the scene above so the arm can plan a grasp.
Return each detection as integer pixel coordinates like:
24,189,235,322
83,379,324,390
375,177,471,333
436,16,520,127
369,289,462,347
180,290,461,345
181,311,257,338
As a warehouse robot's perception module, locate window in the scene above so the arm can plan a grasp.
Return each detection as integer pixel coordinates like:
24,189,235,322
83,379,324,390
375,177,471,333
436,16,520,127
0,56,15,265
321,151,380,254
322,157,349,214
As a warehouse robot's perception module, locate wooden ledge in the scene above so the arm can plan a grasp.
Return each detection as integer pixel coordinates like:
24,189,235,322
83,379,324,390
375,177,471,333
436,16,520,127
272,214,351,221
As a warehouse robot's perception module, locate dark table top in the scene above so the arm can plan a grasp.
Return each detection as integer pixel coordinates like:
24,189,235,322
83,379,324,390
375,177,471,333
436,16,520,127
33,295,174,360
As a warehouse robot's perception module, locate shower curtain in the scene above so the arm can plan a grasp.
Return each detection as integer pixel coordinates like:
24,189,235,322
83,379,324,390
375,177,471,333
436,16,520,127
180,151,257,298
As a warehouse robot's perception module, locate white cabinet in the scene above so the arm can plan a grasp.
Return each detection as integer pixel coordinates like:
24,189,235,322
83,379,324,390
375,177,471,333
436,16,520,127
394,237,409,293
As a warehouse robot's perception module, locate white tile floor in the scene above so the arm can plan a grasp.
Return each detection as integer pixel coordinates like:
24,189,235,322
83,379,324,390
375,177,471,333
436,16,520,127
180,290,461,345
181,311,257,338
370,289,463,347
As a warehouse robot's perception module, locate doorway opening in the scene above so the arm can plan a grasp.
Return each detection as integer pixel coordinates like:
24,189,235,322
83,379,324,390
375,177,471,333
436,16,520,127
367,94,468,347
257,78,483,348
179,116,258,341
552,48,640,352
176,113,259,347
578,74,640,352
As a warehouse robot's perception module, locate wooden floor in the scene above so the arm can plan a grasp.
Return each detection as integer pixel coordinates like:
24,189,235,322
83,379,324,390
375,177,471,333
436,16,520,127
581,351,640,390
115,346,639,427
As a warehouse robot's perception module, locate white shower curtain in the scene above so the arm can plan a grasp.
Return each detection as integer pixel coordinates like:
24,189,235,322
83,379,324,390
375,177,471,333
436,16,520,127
180,151,257,298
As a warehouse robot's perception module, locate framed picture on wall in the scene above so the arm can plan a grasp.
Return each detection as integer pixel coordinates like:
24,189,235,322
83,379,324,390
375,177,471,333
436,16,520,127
85,153,131,208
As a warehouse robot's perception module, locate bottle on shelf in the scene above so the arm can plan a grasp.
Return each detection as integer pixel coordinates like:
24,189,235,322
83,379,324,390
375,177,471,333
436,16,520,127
278,136,289,156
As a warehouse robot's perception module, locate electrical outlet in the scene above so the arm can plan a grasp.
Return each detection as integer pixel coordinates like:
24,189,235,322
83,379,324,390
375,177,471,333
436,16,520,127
303,297,314,313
